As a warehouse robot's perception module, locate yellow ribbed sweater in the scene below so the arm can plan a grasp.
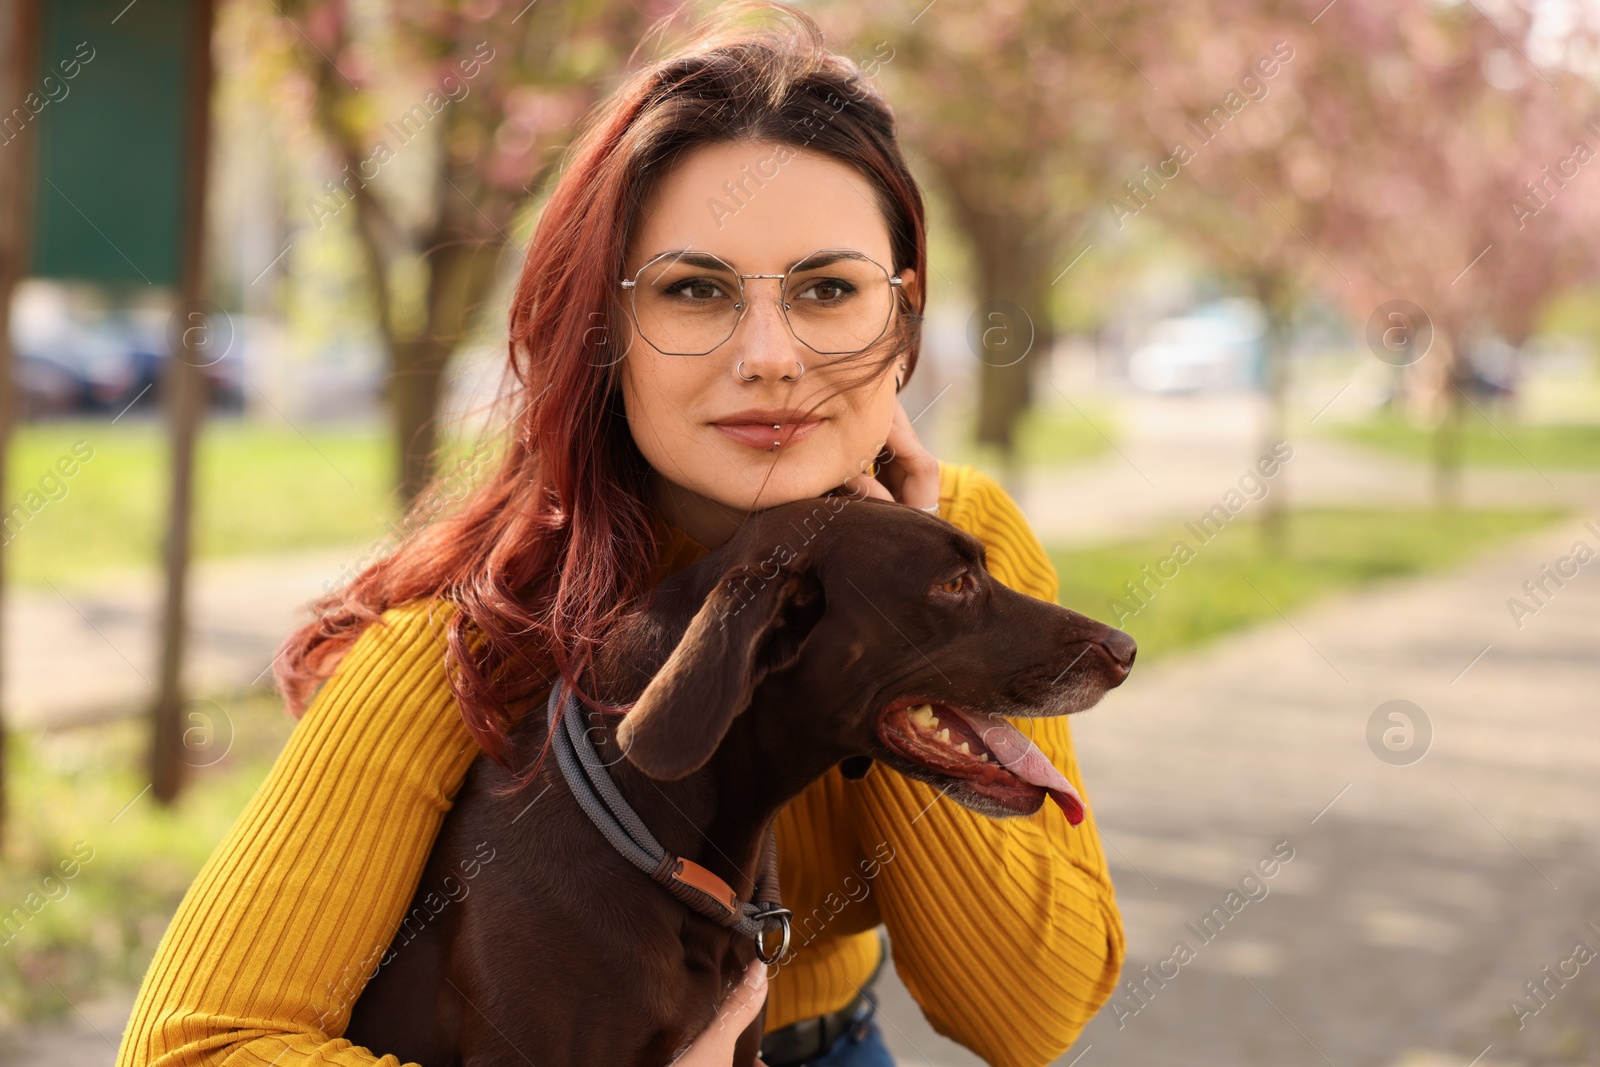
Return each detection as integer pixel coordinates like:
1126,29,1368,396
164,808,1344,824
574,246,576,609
115,461,1125,1067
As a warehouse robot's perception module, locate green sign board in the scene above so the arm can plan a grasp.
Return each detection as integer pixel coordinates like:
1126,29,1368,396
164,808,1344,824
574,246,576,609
27,0,198,287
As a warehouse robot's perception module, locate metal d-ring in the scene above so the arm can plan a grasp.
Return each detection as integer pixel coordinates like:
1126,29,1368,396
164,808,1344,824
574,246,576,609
752,905,793,964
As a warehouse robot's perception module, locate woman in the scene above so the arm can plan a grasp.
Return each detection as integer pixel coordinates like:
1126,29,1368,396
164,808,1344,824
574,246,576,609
114,6,1124,1067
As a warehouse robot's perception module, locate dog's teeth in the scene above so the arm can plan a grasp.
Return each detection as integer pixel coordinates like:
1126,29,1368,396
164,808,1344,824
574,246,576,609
937,728,950,743
979,753,990,762
955,741,970,755
908,704,938,729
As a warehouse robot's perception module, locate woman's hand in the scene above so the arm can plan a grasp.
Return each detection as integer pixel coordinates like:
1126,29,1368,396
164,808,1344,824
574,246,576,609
675,956,770,1067
838,399,941,512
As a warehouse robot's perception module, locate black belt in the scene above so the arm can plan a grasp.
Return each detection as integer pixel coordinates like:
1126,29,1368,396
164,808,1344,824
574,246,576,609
760,933,887,1067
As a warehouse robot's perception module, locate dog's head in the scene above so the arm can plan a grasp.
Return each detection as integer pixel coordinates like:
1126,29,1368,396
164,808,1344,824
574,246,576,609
613,495,1134,822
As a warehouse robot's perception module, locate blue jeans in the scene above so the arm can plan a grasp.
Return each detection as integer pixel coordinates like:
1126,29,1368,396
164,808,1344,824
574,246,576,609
803,992,895,1067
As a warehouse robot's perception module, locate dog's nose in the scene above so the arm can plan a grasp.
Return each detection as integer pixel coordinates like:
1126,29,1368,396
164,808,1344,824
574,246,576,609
1099,629,1137,672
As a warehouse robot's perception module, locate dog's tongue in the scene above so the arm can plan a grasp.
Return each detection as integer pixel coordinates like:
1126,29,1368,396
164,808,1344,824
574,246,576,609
945,708,1086,825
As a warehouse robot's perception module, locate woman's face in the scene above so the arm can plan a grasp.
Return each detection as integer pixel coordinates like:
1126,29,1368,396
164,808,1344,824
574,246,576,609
617,141,917,547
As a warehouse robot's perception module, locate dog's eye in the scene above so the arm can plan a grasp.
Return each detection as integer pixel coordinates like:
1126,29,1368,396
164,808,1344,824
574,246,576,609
938,573,969,595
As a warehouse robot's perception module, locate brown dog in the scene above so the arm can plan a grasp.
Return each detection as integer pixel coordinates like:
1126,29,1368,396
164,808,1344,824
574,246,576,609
344,494,1134,1066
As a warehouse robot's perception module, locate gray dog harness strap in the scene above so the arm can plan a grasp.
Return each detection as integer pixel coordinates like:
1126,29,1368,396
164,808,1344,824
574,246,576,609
547,679,793,962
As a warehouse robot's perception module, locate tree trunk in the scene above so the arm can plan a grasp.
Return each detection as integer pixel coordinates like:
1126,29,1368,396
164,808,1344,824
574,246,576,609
150,0,216,806
927,156,1064,490
969,220,1054,490
393,336,454,506
0,0,43,847
1254,276,1292,554
393,233,503,506
150,350,206,804
1432,336,1465,511
305,46,507,511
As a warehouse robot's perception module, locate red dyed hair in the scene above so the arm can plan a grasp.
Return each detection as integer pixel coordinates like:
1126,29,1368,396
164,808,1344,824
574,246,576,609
273,1,929,783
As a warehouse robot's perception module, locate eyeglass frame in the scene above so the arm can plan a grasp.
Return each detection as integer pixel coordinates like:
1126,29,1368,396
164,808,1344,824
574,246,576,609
616,247,906,358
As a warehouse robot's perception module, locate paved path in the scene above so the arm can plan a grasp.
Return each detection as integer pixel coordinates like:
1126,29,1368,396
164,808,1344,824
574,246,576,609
0,991,135,1066
7,545,363,730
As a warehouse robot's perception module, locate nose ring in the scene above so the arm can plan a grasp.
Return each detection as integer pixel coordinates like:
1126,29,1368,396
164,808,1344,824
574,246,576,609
736,360,757,381
781,360,804,381
735,360,805,382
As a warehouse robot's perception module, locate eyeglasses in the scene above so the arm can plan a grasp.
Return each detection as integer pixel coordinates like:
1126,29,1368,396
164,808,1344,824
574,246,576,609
618,248,905,357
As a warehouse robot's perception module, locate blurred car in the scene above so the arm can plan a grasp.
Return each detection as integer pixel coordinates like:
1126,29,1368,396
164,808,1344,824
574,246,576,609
9,285,248,420
14,351,86,418
110,307,248,416
1127,299,1265,394
12,316,141,417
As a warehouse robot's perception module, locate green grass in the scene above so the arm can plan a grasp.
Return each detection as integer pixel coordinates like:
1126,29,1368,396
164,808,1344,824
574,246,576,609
1330,412,1600,470
1049,507,1568,663
0,691,296,1025
4,419,399,589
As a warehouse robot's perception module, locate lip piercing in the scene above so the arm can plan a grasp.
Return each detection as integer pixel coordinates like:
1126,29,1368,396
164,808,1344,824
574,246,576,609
771,423,781,450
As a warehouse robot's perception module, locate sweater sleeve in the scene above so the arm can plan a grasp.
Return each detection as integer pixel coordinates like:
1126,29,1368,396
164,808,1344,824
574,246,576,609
115,600,482,1067
848,466,1125,1067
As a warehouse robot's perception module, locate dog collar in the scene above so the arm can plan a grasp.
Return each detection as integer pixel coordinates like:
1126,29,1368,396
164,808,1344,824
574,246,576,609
546,679,793,963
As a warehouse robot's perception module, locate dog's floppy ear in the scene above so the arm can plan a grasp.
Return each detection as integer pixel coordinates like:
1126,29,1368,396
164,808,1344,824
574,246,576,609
617,562,825,781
